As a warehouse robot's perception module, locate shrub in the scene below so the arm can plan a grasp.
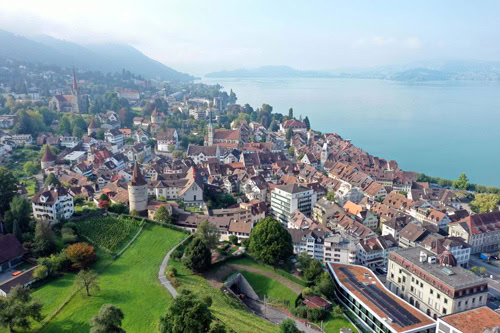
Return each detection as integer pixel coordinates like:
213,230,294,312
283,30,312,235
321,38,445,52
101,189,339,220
166,266,177,279
229,235,238,245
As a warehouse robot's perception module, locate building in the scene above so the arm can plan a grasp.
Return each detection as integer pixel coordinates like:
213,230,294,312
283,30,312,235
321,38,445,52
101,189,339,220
104,129,124,147
289,229,327,262
128,162,148,215
312,198,344,226
88,118,100,136
0,234,24,273
448,211,500,254
328,263,436,333
280,119,307,134
271,184,317,226
40,145,57,170
357,235,398,269
31,185,74,223
156,128,179,152
436,307,500,333
49,70,88,113
387,247,488,319
117,89,140,102
323,234,357,265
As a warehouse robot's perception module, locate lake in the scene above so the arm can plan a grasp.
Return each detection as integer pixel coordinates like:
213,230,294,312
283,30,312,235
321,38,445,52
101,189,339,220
202,77,500,187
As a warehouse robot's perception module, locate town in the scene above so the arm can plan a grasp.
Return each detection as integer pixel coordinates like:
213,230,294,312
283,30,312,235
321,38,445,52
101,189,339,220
0,60,500,333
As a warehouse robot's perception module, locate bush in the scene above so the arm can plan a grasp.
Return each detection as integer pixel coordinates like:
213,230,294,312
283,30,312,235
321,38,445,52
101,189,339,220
306,307,326,322
228,235,238,245
166,266,177,279
171,248,184,261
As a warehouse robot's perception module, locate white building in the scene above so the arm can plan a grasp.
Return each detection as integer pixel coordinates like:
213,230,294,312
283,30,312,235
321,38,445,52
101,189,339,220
104,129,124,147
32,185,74,223
271,184,317,226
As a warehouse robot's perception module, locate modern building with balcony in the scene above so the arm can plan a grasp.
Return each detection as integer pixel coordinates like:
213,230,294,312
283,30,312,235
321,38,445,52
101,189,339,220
271,184,316,226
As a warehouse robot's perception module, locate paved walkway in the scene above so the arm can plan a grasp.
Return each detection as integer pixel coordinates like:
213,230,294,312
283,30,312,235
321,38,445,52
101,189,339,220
158,237,189,297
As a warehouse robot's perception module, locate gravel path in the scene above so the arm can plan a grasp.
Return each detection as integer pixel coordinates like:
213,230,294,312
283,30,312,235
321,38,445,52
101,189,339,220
158,237,189,297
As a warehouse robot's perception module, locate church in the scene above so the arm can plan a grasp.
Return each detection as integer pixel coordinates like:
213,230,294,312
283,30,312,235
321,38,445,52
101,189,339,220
49,70,89,113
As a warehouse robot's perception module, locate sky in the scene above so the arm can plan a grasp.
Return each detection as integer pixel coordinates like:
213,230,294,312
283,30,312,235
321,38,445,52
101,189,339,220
1,0,500,76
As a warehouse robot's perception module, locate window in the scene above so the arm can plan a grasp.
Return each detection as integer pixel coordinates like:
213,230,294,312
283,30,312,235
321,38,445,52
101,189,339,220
430,289,433,294
437,294,440,299
444,298,448,304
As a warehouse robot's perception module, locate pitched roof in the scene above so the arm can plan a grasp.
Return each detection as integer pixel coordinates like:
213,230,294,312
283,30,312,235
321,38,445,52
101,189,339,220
440,307,500,333
276,183,311,194
41,145,56,162
88,118,99,129
449,211,500,235
0,234,24,264
130,161,147,186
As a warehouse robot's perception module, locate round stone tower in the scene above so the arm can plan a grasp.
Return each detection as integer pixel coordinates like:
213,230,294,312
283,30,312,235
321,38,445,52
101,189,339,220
88,118,99,136
128,161,148,215
41,145,56,170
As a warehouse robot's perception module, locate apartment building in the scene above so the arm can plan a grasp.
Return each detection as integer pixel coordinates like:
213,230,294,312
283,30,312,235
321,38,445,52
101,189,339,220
312,198,343,226
323,234,357,265
271,184,316,226
436,307,500,333
31,185,74,223
387,247,487,320
448,211,500,254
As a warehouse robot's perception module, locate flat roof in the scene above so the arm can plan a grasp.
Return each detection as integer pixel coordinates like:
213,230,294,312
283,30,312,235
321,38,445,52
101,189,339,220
391,247,486,290
329,263,435,333
440,307,500,333
64,151,86,160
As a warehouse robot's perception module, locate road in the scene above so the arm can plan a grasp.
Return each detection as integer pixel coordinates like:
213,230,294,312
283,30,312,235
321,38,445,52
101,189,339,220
469,255,500,310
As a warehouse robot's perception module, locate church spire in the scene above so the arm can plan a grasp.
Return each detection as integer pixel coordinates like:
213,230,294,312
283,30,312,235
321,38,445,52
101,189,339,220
72,68,78,93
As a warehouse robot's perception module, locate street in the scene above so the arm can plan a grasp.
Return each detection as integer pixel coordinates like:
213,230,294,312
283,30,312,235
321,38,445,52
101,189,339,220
469,255,500,310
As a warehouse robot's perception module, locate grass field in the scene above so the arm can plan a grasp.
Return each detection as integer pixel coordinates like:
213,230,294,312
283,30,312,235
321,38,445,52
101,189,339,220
323,313,359,333
168,259,278,333
74,216,142,253
38,224,185,332
229,257,308,287
239,270,298,308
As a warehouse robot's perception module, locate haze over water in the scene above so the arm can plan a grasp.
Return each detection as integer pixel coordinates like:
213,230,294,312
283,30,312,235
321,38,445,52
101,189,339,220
203,77,500,187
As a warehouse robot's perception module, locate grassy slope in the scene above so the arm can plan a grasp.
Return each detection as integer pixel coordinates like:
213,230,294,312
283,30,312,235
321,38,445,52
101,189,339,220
229,257,307,287
168,260,278,333
240,270,298,307
42,224,185,332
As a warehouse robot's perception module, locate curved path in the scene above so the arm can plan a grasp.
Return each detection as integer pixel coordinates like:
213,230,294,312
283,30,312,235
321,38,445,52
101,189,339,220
158,237,190,297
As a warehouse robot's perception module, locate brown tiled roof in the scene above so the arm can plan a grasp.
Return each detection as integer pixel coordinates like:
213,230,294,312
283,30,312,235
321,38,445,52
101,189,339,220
41,145,56,162
0,234,24,264
213,129,240,141
440,307,500,333
449,211,500,235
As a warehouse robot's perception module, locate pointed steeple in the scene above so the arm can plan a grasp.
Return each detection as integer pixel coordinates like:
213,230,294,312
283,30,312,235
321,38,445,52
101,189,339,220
130,161,147,186
41,145,56,162
72,68,78,93
88,118,99,129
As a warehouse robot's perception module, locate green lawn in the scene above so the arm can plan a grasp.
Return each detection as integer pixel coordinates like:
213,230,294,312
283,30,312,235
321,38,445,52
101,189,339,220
40,224,185,332
229,257,308,287
168,260,278,333
323,313,359,333
20,178,37,196
239,270,298,308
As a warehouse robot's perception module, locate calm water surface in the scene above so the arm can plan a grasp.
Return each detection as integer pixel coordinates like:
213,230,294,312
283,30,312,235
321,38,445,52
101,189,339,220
202,77,500,187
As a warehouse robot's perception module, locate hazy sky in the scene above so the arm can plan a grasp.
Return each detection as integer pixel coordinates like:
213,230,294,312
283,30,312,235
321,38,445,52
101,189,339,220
1,0,499,75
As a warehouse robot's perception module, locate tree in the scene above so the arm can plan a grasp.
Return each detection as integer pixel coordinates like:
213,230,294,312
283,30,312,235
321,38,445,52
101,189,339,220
0,167,18,215
0,286,43,333
44,173,60,187
479,267,488,276
195,220,220,249
183,237,212,273
470,194,500,213
90,304,125,333
332,305,344,318
452,173,469,190
33,265,49,280
326,191,336,202
58,117,71,135
288,147,295,156
99,193,110,201
3,196,31,239
318,271,335,298
33,220,57,256
155,206,172,224
66,243,97,269
75,269,100,296
228,235,239,245
297,252,312,271
248,217,293,266
208,321,227,333
288,108,294,119
471,266,479,274
280,318,300,333
303,116,310,130
23,161,39,176
304,259,323,282
96,129,105,140
172,150,184,159
286,128,293,141
72,126,84,138
228,89,237,104
159,290,213,333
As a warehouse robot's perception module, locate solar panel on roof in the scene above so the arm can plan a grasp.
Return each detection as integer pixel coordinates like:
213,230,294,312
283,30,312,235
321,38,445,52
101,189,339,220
339,267,422,328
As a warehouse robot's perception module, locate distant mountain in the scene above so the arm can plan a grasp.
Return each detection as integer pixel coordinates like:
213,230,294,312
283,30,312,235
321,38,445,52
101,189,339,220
0,30,194,81
206,61,500,81
205,65,335,78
